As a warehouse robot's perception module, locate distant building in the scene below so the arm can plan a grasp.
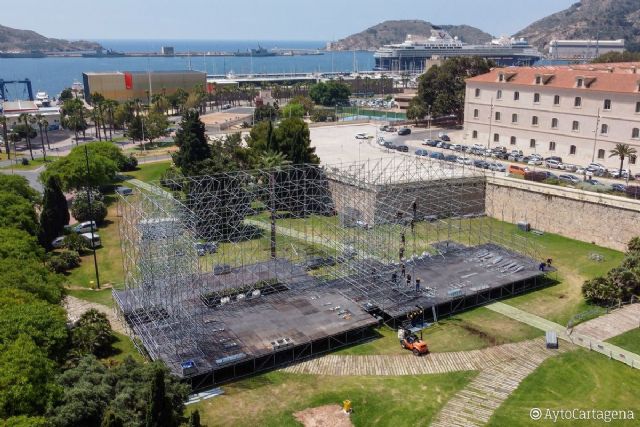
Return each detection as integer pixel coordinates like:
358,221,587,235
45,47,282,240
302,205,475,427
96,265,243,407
394,89,417,111
161,46,175,56
1,100,61,128
549,39,625,60
464,63,640,168
82,70,206,103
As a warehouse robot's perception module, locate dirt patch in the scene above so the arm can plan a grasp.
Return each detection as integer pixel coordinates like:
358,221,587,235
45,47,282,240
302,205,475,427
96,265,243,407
459,323,497,346
64,296,126,334
293,404,354,427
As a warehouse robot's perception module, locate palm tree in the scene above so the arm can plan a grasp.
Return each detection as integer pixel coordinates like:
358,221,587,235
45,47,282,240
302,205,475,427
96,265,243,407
257,151,291,259
35,114,47,161
0,115,10,159
19,113,34,160
41,118,51,149
609,143,637,178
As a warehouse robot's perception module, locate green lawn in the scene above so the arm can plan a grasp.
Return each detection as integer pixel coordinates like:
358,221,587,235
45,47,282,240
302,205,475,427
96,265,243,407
124,160,173,183
607,328,640,355
67,288,116,308
194,370,474,427
104,332,145,364
336,307,542,356
489,349,640,426
0,156,58,170
65,195,124,288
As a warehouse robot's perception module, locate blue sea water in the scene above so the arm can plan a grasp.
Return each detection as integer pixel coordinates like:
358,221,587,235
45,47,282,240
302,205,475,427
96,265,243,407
0,39,374,99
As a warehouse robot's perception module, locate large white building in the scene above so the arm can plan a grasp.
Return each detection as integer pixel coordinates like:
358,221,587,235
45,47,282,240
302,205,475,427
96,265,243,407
463,63,640,168
549,39,625,61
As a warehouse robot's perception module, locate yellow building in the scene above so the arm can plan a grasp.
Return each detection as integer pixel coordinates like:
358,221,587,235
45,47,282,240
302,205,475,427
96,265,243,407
82,70,206,103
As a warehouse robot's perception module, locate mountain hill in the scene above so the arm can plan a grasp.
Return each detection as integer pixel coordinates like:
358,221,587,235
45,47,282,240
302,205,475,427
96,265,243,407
514,0,640,52
0,24,101,52
328,20,493,51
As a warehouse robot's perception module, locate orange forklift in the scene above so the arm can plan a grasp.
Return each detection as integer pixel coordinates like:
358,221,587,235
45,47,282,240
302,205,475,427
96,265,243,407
398,328,429,356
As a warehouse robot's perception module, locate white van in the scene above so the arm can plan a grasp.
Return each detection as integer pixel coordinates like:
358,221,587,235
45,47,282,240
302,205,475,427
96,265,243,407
81,233,102,249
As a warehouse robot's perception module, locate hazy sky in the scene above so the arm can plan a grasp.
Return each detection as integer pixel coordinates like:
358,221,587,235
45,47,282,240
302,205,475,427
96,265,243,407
3,0,577,40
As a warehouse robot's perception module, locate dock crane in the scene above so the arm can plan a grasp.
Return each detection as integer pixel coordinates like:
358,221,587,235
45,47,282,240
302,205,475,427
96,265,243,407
0,79,34,102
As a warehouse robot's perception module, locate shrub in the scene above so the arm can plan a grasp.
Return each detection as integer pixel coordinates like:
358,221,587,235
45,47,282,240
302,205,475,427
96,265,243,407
63,234,89,253
121,154,138,172
21,158,29,166
48,250,80,273
628,237,640,253
71,197,108,224
544,178,560,186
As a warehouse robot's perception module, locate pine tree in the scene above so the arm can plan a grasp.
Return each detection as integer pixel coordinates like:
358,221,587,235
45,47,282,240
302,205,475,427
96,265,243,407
188,410,201,427
101,409,124,427
38,176,70,250
172,110,211,175
146,367,175,427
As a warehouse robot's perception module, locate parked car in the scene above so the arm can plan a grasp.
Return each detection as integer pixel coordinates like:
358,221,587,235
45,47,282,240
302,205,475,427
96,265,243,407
611,183,627,192
563,164,578,172
415,149,430,157
441,142,452,150
355,133,368,140
528,159,543,166
116,186,133,196
473,159,488,168
508,165,529,176
394,144,409,152
585,179,601,186
423,139,438,146
80,232,102,249
559,174,580,184
489,163,506,172
456,157,473,165
444,154,458,162
429,152,445,160
397,127,411,136
51,236,66,249
68,221,97,234
545,156,563,163
194,242,218,256
451,144,462,151
440,134,451,141
545,160,564,169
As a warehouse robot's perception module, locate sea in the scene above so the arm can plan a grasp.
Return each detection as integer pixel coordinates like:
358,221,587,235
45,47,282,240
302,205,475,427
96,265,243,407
0,39,375,98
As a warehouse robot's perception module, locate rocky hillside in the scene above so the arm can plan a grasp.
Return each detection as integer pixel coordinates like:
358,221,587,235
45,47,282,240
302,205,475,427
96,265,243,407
514,0,640,52
328,20,493,51
0,24,101,52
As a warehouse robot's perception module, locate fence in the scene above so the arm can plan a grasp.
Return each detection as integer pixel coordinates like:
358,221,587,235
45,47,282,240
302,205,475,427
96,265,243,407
566,331,640,370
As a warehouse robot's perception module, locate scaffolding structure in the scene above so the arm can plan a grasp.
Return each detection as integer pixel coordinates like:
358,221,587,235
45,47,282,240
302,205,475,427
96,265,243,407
114,156,542,381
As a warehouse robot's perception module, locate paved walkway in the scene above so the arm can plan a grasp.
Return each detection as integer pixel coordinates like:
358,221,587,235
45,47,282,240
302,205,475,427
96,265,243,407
573,304,640,340
64,295,126,335
486,302,640,369
282,337,556,376
431,344,569,427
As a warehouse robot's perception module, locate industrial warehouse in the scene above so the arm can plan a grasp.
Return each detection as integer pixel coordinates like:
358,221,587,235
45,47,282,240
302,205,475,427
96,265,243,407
113,157,549,388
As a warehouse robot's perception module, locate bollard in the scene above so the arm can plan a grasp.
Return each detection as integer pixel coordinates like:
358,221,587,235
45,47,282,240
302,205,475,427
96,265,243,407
343,400,352,414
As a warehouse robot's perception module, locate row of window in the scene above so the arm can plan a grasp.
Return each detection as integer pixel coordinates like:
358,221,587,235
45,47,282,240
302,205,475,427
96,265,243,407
475,88,640,112
470,131,637,162
472,108,640,138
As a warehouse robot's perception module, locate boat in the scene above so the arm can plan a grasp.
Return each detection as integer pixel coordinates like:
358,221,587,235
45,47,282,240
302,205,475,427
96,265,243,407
373,28,542,72
0,50,46,58
234,45,277,57
34,91,51,107
81,48,126,58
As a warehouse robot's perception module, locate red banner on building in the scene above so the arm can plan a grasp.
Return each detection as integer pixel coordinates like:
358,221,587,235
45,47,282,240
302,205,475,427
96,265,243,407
124,73,133,90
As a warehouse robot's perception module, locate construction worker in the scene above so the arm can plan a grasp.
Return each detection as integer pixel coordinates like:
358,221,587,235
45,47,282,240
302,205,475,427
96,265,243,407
415,278,421,293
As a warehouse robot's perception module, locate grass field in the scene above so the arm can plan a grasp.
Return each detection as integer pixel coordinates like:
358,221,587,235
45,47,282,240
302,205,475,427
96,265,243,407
67,288,116,308
489,349,640,426
0,156,57,170
336,307,542,355
193,370,474,427
607,328,640,355
65,195,124,289
104,332,145,364
124,160,173,183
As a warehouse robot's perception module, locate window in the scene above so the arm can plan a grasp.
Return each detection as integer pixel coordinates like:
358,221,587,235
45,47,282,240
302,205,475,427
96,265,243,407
495,111,501,121
496,89,503,99
601,124,609,135
534,93,540,103
572,121,580,131
604,99,611,110
473,109,479,119
498,74,505,82
472,130,478,139
510,136,516,145
570,145,577,155
598,149,605,159
574,97,582,107
631,155,637,165
549,141,556,151
551,118,559,129
514,91,520,101
535,76,542,85
530,139,536,149
475,88,480,97
494,133,500,143
532,116,539,126
577,78,584,88
633,128,640,139
512,113,518,123
554,95,560,105
636,101,640,113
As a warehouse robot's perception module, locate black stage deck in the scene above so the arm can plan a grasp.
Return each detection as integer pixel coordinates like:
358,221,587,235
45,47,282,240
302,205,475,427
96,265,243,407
116,243,548,386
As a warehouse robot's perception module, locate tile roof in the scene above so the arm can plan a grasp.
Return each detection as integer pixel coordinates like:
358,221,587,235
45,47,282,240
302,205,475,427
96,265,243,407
467,64,640,94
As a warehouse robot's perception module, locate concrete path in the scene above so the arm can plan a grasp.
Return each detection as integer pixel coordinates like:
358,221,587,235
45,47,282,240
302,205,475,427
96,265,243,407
573,304,640,340
64,295,126,335
282,337,557,376
486,302,640,369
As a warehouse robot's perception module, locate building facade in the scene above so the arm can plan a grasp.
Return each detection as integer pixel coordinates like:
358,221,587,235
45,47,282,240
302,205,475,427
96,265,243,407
83,70,206,103
549,39,625,61
463,63,640,168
